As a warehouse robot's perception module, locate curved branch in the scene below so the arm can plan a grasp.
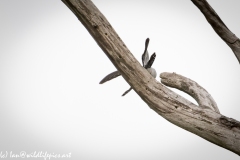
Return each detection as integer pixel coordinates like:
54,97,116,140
61,0,240,155
160,72,220,113
191,0,240,63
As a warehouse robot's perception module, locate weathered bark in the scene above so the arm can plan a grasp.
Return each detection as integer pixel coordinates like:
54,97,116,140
160,72,220,113
61,0,240,155
191,0,240,63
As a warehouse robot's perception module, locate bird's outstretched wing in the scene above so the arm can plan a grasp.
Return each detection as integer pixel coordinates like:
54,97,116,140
142,38,150,67
145,52,156,69
99,71,121,84
100,38,156,97
122,87,132,96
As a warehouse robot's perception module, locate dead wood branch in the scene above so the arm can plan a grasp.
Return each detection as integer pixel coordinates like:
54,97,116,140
62,0,240,155
160,72,220,113
191,0,240,63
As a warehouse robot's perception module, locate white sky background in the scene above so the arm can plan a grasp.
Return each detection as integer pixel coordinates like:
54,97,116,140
0,0,240,160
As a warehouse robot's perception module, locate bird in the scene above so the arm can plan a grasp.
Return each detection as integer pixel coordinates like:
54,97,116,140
99,38,157,96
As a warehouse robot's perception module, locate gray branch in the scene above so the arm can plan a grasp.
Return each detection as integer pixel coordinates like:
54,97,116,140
191,0,240,63
62,0,240,155
160,72,220,113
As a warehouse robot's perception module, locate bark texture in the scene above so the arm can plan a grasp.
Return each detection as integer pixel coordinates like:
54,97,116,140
61,0,240,155
160,72,220,113
191,0,240,63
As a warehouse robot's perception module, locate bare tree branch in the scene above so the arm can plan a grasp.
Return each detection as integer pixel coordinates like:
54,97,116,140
191,0,240,63
61,0,240,155
160,72,220,113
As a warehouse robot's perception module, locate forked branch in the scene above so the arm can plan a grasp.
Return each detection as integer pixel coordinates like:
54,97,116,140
62,0,240,155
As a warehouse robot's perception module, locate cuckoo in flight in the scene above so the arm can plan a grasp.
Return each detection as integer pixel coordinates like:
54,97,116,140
99,38,157,96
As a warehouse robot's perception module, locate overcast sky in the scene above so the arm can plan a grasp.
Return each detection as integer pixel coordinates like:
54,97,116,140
0,0,240,160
